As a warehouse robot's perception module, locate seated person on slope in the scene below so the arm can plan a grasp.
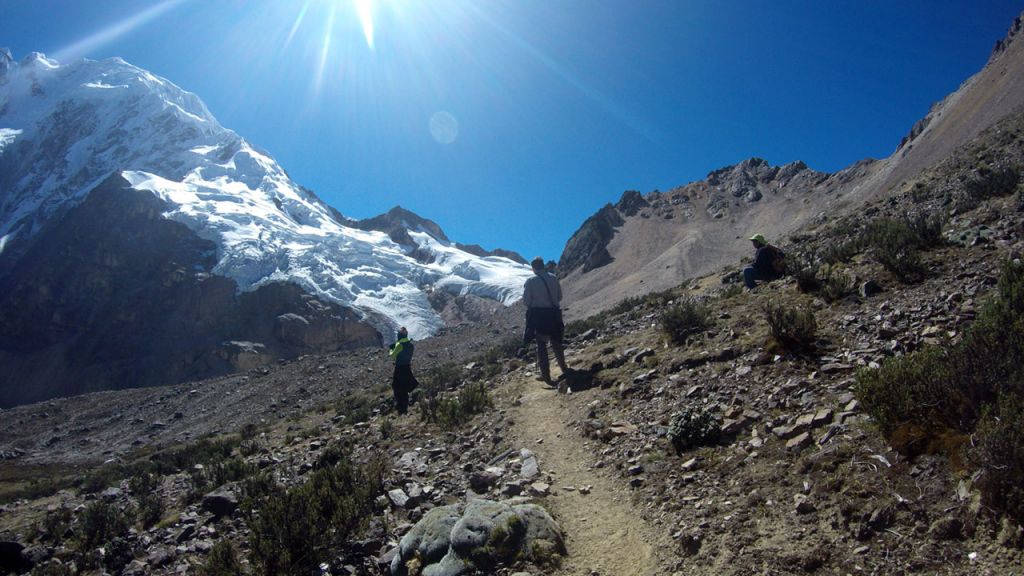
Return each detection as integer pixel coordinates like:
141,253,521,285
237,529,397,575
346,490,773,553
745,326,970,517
742,233,785,289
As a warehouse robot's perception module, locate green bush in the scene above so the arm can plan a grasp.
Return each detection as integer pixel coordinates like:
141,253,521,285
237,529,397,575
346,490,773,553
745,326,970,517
659,298,712,345
128,472,164,528
40,507,73,543
246,451,385,576
211,456,257,487
75,501,131,553
476,336,523,377
820,266,856,303
335,395,373,424
962,164,1020,203
863,218,926,282
668,406,721,453
820,234,865,265
856,260,1024,522
419,380,493,430
764,302,817,349
790,251,822,293
202,540,244,576
974,392,1024,522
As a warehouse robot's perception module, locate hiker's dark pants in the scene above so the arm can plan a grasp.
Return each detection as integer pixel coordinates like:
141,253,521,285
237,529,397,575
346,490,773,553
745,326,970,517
392,364,417,414
743,266,780,289
536,332,568,381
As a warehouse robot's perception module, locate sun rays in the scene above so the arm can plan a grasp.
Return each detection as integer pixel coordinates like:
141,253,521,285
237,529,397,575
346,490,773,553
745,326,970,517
354,0,376,51
53,0,191,63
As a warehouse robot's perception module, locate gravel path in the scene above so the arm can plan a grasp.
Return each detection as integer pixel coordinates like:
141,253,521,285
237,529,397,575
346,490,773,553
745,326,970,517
510,369,666,576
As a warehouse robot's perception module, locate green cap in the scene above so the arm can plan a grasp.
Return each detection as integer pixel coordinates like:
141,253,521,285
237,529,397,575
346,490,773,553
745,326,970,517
750,234,767,244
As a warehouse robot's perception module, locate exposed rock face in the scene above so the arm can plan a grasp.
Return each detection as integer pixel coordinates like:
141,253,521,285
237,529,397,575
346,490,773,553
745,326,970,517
559,203,625,275
0,175,379,407
356,206,450,245
454,243,527,265
389,499,565,576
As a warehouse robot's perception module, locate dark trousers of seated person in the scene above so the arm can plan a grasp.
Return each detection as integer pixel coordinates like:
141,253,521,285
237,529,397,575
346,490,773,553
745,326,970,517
743,266,780,289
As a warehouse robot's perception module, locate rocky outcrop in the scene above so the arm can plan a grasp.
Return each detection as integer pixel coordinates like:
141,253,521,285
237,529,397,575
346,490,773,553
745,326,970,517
389,499,565,576
357,206,450,245
454,243,527,264
0,175,379,407
558,203,625,274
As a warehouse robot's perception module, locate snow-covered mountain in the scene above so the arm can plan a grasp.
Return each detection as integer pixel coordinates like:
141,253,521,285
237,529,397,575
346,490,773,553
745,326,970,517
0,48,531,339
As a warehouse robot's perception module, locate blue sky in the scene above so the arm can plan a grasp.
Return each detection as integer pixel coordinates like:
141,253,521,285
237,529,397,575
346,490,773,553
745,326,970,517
1,1,1021,260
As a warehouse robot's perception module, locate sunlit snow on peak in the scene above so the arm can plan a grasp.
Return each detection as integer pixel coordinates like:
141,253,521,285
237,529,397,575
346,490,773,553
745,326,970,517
0,52,531,340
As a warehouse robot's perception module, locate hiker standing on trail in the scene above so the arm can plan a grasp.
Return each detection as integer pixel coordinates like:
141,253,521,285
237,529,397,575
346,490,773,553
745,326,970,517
523,257,571,386
742,233,785,289
388,327,418,415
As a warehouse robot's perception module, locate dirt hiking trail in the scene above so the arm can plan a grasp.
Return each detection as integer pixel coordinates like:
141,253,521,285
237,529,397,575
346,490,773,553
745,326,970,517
509,370,666,576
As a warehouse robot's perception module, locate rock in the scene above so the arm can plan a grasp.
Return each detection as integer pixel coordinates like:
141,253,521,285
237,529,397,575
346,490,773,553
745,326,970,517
785,432,812,450
469,469,501,492
529,482,551,497
201,491,238,518
0,541,31,573
794,495,816,515
101,486,122,501
147,547,175,567
388,489,411,509
175,525,196,544
859,279,883,297
928,516,964,541
633,348,655,363
390,500,564,576
819,363,853,374
520,450,540,479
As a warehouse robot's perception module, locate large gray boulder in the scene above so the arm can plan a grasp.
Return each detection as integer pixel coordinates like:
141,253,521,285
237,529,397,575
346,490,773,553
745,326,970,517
390,499,565,576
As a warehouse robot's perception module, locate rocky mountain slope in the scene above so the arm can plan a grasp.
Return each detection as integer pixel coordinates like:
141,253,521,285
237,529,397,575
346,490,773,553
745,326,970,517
1,12,1023,576
0,49,530,406
559,13,1024,317
1,101,1022,574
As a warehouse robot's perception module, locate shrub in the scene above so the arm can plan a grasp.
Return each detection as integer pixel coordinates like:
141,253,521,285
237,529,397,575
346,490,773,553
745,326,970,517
668,406,721,453
128,472,164,528
906,213,945,247
659,298,711,345
425,362,463,390
335,396,372,425
202,540,244,576
246,451,385,576
863,218,926,282
75,501,131,553
764,302,817,349
80,464,124,494
820,231,865,265
476,336,523,377
40,507,73,543
211,456,257,487
962,164,1020,204
974,392,1024,522
419,380,493,430
790,251,821,293
856,260,1024,522
820,265,856,303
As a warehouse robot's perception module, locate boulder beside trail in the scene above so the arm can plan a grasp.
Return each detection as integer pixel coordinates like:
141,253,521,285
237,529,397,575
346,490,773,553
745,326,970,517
389,499,565,576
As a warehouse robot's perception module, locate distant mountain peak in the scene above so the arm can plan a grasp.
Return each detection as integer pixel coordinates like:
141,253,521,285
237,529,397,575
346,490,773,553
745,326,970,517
0,52,531,341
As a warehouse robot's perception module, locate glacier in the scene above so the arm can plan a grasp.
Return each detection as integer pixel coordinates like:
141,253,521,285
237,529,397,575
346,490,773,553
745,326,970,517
0,50,532,338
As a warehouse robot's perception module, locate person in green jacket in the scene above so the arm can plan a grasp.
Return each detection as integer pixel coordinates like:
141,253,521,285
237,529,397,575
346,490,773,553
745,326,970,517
388,327,419,415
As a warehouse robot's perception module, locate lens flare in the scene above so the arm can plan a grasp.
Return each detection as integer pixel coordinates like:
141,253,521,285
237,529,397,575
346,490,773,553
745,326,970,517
355,0,375,50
